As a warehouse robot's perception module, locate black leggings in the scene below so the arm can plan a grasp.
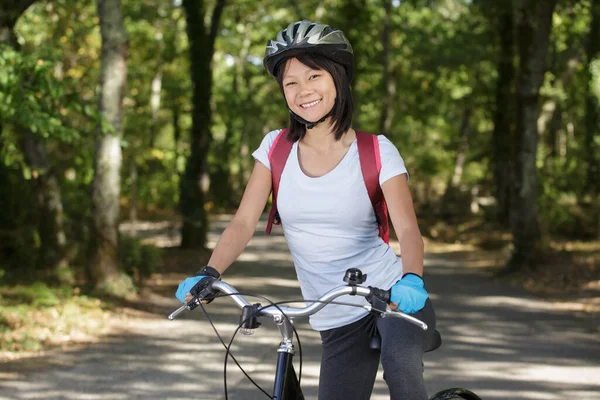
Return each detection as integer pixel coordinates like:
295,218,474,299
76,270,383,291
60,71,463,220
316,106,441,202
318,299,436,400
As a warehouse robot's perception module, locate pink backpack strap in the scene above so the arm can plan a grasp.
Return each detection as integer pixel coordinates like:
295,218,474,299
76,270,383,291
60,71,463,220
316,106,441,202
266,128,293,234
356,131,389,244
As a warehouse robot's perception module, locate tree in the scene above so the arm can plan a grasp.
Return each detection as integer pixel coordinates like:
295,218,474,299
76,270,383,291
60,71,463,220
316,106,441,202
490,0,515,223
89,0,129,291
1,0,70,278
508,0,557,270
584,0,600,193
179,0,226,249
378,0,395,136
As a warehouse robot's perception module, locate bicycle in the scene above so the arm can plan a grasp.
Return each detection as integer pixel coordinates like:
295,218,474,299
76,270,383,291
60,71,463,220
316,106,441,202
168,268,481,400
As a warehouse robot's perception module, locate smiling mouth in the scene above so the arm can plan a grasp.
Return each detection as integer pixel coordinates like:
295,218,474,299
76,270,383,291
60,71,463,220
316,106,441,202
300,99,321,108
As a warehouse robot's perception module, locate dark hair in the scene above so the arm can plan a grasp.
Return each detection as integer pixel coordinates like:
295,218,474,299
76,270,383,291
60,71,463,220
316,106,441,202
274,53,353,142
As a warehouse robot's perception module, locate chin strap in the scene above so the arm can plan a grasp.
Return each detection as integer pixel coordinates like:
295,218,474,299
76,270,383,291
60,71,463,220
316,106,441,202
288,106,334,129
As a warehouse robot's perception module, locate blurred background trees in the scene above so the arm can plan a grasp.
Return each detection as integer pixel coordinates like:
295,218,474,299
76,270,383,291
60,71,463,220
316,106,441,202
1,0,598,291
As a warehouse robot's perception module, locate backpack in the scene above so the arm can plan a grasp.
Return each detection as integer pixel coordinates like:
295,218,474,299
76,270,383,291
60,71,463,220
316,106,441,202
265,129,390,244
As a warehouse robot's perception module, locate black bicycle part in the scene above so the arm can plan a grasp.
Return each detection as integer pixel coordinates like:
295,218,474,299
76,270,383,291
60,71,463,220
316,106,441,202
218,294,305,400
363,285,443,353
197,301,274,399
273,351,305,400
366,286,390,313
240,303,262,332
219,298,369,399
189,276,219,306
343,268,367,285
429,388,482,400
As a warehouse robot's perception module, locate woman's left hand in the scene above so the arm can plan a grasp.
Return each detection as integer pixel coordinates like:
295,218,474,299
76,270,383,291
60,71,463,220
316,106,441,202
389,273,429,314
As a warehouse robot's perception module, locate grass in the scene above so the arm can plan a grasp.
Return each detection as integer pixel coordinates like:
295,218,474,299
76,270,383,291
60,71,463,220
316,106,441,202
0,283,112,358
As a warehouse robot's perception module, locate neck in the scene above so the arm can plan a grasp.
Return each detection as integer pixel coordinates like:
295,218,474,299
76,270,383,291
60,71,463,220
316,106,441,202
302,122,354,149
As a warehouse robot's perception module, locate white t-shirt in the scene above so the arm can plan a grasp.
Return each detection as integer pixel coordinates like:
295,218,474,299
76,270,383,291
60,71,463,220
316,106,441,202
252,129,409,331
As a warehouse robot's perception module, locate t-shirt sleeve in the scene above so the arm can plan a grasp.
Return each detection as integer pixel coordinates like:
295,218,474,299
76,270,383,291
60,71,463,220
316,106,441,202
251,129,283,171
378,135,409,185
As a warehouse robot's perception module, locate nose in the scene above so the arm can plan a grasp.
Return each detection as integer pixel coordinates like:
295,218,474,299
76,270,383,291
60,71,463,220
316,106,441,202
298,82,314,97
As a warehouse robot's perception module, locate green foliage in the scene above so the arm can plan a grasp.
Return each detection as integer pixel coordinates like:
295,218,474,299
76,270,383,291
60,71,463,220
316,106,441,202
118,235,162,284
0,163,39,277
2,282,62,308
539,158,599,239
0,0,598,286
0,45,88,147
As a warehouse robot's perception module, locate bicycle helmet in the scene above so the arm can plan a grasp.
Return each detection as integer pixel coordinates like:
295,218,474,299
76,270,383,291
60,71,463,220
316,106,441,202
264,20,354,81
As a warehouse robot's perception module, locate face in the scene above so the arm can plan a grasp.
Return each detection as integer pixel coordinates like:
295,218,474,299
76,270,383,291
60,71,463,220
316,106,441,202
281,58,337,123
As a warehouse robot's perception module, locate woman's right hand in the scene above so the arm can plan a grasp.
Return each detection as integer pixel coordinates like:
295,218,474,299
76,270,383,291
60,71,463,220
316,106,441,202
175,276,208,303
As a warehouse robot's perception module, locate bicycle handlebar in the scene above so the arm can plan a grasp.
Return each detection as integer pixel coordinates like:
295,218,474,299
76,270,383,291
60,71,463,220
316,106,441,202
168,280,428,331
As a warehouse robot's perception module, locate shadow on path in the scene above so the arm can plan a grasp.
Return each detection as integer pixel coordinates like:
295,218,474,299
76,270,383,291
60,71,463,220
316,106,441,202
1,215,599,400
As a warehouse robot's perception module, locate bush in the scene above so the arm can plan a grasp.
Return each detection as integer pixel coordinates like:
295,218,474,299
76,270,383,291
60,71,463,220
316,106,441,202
118,235,162,285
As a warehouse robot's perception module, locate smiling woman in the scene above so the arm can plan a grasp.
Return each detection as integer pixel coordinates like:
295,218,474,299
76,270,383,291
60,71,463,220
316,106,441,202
176,19,434,400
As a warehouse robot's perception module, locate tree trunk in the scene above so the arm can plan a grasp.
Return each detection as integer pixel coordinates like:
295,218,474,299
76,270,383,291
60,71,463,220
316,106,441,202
149,68,163,148
334,0,367,122
538,53,580,136
539,52,581,165
450,107,473,188
491,0,514,224
237,19,253,189
179,0,226,249
89,0,129,291
442,105,472,212
172,101,181,173
2,0,70,278
128,160,138,237
508,0,557,271
584,1,600,193
20,131,67,266
378,0,395,135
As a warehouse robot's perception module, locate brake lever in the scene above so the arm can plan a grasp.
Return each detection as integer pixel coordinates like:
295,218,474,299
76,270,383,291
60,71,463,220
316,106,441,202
364,286,428,331
365,286,390,314
168,295,203,320
383,309,428,331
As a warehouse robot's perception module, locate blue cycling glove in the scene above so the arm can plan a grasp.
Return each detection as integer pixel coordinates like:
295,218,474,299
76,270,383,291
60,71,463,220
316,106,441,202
175,266,221,304
390,273,428,314
176,276,207,303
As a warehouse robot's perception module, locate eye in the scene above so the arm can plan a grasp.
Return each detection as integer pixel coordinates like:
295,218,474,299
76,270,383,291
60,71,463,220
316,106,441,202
285,81,296,87
309,74,320,80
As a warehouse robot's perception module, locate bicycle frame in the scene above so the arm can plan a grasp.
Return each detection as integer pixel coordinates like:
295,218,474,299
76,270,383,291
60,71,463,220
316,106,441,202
272,314,304,400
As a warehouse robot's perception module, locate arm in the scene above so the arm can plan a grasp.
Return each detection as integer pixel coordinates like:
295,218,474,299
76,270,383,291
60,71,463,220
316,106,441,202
381,173,424,277
381,174,427,313
207,161,273,275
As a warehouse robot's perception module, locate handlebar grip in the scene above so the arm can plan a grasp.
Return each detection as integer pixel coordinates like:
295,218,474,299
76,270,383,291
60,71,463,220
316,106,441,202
190,276,219,304
369,287,391,303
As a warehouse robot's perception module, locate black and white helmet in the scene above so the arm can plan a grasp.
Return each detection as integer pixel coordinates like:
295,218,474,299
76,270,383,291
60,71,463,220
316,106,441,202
264,20,354,80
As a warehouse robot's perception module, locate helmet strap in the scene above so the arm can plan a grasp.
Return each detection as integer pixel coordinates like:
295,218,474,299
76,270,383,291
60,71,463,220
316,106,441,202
288,106,334,130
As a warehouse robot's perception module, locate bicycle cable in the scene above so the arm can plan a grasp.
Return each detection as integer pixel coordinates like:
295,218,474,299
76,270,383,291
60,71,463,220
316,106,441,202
196,292,368,399
198,292,302,400
198,296,274,399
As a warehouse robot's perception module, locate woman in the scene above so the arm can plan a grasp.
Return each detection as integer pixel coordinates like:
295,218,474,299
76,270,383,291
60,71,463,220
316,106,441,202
176,20,436,400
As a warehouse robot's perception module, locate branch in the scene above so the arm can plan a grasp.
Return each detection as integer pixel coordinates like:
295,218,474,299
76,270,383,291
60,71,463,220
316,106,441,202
208,0,226,50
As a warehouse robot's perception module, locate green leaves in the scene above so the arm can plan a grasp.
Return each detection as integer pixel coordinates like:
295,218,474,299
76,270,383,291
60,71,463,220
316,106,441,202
0,45,86,147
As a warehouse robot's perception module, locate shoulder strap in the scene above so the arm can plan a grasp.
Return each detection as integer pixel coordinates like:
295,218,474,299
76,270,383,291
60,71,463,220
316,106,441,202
266,128,293,234
356,131,390,244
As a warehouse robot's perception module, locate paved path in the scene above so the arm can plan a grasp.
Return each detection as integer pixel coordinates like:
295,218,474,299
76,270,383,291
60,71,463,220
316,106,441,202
1,216,599,399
